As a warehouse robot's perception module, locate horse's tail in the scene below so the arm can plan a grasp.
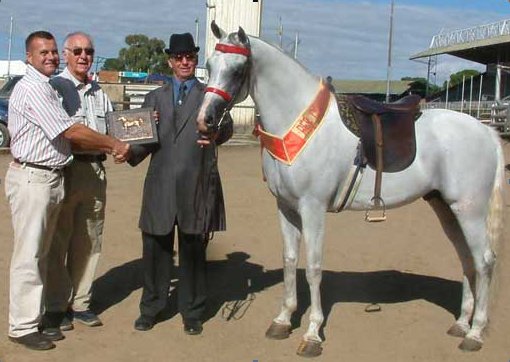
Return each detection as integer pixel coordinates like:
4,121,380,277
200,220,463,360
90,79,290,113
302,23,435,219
486,128,504,256
486,127,505,328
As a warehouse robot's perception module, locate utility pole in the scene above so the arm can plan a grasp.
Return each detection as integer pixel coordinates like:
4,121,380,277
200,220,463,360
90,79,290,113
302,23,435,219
195,17,200,48
277,16,283,48
7,16,13,78
385,0,394,103
426,56,431,97
294,32,299,59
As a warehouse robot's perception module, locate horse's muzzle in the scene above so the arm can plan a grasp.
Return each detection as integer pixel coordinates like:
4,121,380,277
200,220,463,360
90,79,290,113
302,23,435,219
197,115,217,135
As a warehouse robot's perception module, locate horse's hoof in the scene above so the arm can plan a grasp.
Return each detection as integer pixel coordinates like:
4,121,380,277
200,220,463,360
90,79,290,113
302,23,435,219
296,339,322,358
459,336,483,351
447,323,469,338
265,322,291,340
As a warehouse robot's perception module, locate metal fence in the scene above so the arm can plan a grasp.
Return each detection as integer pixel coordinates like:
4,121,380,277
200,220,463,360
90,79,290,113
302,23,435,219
421,100,510,136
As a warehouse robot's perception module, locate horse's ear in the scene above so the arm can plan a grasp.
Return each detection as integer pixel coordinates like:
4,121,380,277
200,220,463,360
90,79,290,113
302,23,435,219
238,26,249,46
211,20,226,39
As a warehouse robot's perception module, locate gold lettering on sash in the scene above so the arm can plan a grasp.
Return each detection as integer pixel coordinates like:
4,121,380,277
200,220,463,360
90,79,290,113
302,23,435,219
292,113,318,139
254,79,330,164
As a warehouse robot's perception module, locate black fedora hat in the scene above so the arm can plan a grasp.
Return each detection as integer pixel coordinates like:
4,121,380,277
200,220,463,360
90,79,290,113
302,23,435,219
164,33,200,55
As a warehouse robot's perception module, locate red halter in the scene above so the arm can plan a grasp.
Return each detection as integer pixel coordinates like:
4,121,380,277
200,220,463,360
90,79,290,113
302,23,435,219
204,43,251,102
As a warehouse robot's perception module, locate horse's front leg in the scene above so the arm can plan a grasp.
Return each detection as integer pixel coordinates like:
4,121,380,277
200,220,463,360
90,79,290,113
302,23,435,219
296,202,326,357
266,201,301,340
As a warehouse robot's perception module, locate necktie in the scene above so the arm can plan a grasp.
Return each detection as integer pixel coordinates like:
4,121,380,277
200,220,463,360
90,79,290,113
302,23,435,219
177,83,187,106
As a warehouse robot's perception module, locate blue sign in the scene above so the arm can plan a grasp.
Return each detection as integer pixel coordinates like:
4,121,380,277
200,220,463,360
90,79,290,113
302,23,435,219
120,71,148,78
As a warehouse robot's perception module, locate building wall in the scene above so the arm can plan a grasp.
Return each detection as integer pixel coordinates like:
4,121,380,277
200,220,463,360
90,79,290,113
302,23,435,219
0,60,26,77
205,0,262,59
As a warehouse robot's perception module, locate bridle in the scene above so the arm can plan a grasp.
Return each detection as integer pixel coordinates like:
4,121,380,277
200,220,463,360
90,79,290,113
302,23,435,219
203,42,251,130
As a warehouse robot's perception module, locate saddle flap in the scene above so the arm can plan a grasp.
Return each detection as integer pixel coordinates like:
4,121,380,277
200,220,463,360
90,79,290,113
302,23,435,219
358,111,417,172
336,94,421,173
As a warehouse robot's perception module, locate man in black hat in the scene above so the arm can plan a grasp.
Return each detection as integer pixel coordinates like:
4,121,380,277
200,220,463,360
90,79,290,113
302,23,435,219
128,32,232,335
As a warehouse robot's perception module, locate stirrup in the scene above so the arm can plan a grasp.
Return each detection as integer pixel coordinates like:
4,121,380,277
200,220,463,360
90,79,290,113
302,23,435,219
365,196,386,222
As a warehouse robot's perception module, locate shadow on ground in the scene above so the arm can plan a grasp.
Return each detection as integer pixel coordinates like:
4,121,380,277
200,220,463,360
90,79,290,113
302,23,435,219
90,252,461,337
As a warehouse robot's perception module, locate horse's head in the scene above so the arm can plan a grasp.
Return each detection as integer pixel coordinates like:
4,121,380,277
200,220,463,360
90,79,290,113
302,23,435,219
197,21,251,135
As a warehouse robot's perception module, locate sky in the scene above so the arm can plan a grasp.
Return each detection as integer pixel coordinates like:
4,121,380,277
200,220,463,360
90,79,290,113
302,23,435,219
0,0,509,84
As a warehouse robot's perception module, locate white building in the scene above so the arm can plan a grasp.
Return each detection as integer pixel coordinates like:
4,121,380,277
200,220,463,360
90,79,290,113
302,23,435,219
0,60,26,77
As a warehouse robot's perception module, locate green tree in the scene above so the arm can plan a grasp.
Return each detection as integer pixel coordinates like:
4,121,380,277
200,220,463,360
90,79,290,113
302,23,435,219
401,76,441,97
102,34,172,75
102,58,125,71
444,69,480,88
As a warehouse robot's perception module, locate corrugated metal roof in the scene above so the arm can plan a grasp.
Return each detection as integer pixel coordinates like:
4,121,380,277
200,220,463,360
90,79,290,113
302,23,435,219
409,19,510,64
410,34,510,63
331,79,412,95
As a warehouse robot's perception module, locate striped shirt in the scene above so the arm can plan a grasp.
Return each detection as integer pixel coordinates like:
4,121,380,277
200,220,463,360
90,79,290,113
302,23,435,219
8,65,76,167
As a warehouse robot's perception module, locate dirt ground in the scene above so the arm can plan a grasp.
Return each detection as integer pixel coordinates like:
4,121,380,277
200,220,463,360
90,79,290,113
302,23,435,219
0,143,509,362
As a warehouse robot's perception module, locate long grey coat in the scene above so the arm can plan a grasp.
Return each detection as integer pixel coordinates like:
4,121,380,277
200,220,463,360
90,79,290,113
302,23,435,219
128,79,232,235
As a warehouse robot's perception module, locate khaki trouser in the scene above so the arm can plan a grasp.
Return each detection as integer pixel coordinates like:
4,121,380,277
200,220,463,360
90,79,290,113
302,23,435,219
5,163,65,337
45,160,106,313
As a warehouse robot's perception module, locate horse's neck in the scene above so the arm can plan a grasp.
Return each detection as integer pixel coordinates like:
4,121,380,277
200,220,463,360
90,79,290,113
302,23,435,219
249,38,319,135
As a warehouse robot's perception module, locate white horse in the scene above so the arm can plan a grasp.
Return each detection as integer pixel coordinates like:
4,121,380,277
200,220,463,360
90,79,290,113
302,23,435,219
197,22,504,357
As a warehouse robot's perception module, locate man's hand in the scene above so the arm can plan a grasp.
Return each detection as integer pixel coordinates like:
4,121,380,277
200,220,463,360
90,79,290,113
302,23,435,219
112,140,131,163
197,131,218,147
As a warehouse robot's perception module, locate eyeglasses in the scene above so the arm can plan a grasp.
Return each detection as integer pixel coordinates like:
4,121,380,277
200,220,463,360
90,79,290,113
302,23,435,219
66,47,95,56
171,53,197,62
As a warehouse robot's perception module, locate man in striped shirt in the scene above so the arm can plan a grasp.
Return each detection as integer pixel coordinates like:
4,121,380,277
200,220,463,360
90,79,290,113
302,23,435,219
4,30,129,351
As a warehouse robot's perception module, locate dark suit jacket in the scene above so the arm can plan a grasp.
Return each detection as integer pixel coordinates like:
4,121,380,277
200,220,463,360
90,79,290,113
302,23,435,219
128,78,232,235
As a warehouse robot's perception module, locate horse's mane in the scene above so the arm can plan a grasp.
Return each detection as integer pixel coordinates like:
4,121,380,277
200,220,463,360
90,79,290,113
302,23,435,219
222,33,318,83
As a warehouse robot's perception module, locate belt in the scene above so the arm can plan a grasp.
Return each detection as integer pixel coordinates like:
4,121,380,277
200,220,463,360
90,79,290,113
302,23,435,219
13,159,64,172
73,154,107,163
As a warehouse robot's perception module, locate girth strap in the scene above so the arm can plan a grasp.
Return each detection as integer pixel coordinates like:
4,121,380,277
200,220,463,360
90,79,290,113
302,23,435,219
364,114,387,222
372,114,384,208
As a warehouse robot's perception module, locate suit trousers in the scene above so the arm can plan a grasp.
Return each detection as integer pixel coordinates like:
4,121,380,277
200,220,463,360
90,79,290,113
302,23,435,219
4,163,65,337
45,160,106,313
139,227,207,322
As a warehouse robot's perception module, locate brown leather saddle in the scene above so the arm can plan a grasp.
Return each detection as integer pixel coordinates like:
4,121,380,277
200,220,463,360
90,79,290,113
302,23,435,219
336,94,421,221
344,94,421,172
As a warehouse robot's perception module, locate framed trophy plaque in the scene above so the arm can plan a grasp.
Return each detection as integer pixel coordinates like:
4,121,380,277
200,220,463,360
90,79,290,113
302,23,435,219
106,108,158,145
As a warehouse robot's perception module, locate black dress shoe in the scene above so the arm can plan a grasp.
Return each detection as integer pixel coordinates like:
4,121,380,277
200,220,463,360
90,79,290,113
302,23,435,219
183,320,203,335
134,315,155,331
41,311,66,340
41,327,65,341
8,332,55,350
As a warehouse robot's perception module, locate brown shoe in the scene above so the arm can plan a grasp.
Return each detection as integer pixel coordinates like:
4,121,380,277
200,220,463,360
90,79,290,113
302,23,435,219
8,332,55,350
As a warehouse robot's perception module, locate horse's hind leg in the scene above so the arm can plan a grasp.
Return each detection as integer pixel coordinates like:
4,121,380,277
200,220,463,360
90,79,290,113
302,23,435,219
266,201,301,340
427,196,474,338
428,194,497,351
453,206,496,351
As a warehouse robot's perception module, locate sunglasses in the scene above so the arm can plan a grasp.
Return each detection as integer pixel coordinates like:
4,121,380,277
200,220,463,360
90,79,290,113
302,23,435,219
66,47,95,56
171,53,197,62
